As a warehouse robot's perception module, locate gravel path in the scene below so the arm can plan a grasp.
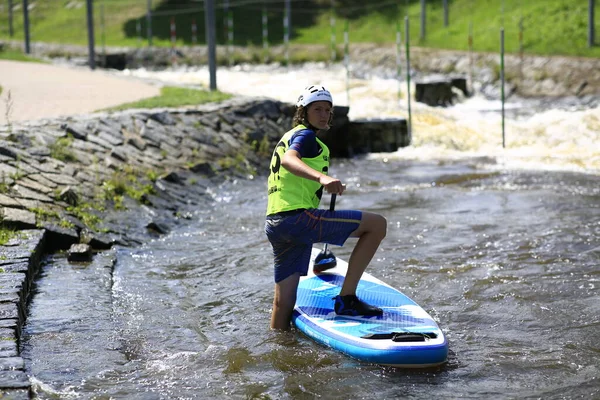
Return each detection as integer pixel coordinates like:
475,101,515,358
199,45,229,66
0,60,160,124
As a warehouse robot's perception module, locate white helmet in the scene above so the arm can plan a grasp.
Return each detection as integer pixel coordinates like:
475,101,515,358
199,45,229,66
296,85,333,107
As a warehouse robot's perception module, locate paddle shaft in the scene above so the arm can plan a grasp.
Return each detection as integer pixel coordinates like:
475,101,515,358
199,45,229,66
323,193,336,252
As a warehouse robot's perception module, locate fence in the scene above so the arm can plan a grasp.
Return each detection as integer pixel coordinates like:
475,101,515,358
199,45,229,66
1,0,598,60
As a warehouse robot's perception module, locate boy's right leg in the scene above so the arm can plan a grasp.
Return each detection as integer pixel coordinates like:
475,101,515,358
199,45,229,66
270,272,300,330
341,211,387,297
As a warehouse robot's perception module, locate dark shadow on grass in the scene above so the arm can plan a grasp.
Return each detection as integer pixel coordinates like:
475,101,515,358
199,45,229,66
122,0,327,46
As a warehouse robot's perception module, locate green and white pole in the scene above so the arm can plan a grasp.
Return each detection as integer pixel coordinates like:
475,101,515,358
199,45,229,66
330,0,336,62
405,16,412,139
262,3,269,62
227,8,233,65
344,19,350,106
100,2,106,66
396,19,402,103
284,0,290,66
500,28,506,149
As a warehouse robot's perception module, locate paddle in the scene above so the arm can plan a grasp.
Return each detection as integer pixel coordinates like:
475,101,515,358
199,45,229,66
313,193,337,273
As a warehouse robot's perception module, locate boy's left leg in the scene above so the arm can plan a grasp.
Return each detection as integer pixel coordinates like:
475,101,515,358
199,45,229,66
271,272,300,330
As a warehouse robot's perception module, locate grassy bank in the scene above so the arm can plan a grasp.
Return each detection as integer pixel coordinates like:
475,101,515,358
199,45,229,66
102,86,232,112
0,0,598,58
0,47,43,63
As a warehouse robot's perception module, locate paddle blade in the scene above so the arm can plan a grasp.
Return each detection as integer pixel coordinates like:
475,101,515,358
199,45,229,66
313,249,337,273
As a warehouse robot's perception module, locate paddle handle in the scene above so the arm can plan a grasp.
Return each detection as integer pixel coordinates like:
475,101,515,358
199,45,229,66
329,194,336,211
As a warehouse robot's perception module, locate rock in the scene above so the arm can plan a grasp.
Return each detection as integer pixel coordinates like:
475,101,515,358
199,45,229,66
67,243,93,262
88,233,117,250
415,80,455,107
150,111,176,126
346,118,409,155
42,224,79,252
161,171,184,184
189,162,216,177
59,186,79,207
63,123,89,140
0,208,36,230
99,52,127,70
146,221,170,235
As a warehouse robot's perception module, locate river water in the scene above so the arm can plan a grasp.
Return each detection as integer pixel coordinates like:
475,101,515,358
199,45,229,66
22,63,600,399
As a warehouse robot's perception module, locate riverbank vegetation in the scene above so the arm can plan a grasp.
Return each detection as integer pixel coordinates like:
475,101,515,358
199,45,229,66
0,0,598,58
0,46,43,63
102,86,232,112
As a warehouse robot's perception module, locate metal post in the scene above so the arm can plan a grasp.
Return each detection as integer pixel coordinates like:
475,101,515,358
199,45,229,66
519,17,524,79
344,19,349,106
396,19,402,102
136,19,142,46
500,28,505,149
330,0,336,62
443,0,448,27
262,2,269,62
420,0,425,40
204,0,217,90
86,0,95,69
405,16,412,140
192,19,197,45
589,0,595,47
147,0,153,47
23,0,30,54
8,0,14,37
101,2,106,68
468,21,473,88
227,7,233,66
284,0,290,66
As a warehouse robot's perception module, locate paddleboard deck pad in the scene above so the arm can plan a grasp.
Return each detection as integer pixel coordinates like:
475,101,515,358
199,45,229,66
292,248,448,368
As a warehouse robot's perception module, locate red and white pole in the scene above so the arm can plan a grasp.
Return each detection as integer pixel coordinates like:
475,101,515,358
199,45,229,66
192,19,197,45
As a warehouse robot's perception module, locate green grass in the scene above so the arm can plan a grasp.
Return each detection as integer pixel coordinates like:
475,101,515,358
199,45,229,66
103,86,232,111
0,47,44,63
0,0,598,58
0,228,16,246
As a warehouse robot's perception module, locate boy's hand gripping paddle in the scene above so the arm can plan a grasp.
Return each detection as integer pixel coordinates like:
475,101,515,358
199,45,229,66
313,193,337,273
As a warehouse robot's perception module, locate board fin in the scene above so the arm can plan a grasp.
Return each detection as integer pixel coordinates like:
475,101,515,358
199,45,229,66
361,332,437,342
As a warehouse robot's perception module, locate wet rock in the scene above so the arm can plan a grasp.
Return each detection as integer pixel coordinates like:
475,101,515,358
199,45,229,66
146,221,170,235
67,243,93,262
42,224,79,252
88,233,117,250
59,186,79,207
0,371,30,389
0,208,36,230
161,171,184,184
415,80,455,107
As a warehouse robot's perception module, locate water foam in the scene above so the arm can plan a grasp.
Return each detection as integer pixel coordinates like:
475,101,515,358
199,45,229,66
126,63,600,174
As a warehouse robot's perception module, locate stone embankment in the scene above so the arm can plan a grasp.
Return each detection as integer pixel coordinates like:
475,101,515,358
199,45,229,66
0,97,287,397
0,96,407,396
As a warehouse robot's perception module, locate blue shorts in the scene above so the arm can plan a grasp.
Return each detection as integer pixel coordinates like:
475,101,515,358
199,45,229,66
265,209,362,283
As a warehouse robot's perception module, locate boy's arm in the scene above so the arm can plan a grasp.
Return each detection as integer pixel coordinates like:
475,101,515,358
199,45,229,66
282,150,345,195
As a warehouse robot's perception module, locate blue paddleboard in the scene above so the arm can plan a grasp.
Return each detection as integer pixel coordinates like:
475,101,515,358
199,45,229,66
292,248,448,368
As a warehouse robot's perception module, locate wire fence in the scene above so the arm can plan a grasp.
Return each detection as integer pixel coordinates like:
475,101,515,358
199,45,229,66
0,0,598,59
